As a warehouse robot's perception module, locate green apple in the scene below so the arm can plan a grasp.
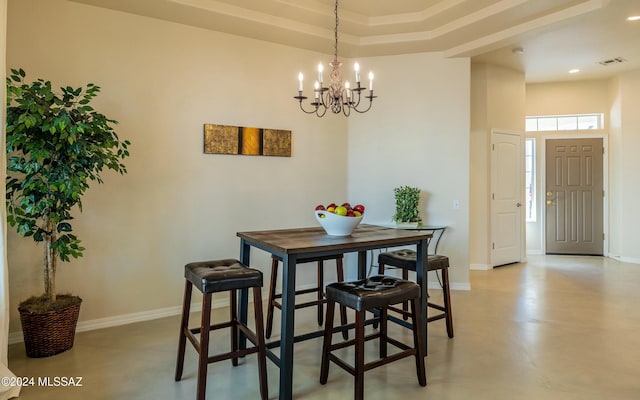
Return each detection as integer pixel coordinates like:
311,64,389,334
334,205,348,216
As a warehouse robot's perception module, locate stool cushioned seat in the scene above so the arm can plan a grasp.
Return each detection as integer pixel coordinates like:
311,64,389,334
326,275,420,312
378,250,450,271
185,259,263,293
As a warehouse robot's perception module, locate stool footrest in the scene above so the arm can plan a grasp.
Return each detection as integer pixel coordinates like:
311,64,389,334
327,331,381,352
273,298,327,310
364,349,417,372
273,287,322,299
188,321,233,335
326,338,417,375
207,346,258,364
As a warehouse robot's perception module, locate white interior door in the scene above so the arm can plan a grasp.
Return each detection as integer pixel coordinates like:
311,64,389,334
491,130,523,267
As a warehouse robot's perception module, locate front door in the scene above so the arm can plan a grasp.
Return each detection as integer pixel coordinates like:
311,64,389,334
545,138,603,255
491,131,522,267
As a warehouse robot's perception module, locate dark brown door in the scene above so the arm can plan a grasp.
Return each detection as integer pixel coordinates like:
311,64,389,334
545,138,603,255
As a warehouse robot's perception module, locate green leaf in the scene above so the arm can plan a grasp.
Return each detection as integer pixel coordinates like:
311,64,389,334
57,223,72,232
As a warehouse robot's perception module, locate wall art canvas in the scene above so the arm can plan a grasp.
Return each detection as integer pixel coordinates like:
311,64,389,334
204,124,291,157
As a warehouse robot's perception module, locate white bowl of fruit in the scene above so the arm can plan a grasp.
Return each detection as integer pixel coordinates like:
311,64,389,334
314,203,365,236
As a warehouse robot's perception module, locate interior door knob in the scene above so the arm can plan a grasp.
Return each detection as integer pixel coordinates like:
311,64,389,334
516,203,522,207
546,200,553,205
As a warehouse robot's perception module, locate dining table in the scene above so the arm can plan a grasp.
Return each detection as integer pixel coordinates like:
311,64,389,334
236,223,432,400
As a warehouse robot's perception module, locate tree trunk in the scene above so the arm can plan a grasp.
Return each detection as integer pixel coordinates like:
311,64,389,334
43,219,57,304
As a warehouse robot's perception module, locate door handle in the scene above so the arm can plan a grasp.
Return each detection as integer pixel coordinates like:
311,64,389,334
516,203,522,207
546,191,553,197
546,200,553,205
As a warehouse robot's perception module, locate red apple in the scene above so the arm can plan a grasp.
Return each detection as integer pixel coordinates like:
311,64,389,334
354,204,365,213
315,204,326,210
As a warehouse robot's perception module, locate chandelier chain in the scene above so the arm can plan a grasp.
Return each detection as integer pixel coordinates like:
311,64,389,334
334,0,339,62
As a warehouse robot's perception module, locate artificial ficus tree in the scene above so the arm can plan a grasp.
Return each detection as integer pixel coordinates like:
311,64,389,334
5,68,130,307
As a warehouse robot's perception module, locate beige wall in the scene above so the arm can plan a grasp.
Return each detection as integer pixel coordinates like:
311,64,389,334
608,77,623,257
6,0,350,334
470,63,526,269
614,69,640,262
526,80,612,117
347,52,471,289
6,0,472,337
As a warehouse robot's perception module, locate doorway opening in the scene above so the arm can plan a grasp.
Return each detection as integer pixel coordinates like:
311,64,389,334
525,114,608,256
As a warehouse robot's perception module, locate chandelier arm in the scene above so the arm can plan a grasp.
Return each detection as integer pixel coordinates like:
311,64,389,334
342,101,351,117
315,105,328,117
295,97,322,114
352,98,374,113
350,90,362,109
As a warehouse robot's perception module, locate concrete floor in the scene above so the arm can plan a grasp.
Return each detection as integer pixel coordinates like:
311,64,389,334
8,255,640,399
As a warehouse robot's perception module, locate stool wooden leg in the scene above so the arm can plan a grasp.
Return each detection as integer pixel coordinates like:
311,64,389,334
372,263,385,330
265,257,279,339
317,260,324,326
197,292,213,400
441,268,454,338
355,310,365,400
336,258,349,340
410,298,427,387
252,287,269,400
402,269,409,320
319,300,336,385
378,261,385,275
175,280,193,381
379,307,388,358
230,290,239,366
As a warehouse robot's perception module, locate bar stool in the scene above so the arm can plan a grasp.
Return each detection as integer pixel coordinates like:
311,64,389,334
378,249,454,338
266,254,348,339
320,275,426,400
175,259,268,400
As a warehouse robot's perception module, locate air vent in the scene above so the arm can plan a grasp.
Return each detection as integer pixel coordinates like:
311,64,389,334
598,57,626,66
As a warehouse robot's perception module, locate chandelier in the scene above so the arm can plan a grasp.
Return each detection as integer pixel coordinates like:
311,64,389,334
294,0,376,117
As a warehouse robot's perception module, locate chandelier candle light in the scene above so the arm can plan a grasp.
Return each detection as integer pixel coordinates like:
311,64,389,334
294,0,376,117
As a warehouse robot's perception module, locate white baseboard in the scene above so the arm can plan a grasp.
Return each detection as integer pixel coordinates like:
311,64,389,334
470,263,492,270
8,278,473,345
449,282,471,291
8,297,227,345
608,254,640,265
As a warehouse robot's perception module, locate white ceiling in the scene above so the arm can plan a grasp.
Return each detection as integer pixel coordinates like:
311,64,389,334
68,0,640,82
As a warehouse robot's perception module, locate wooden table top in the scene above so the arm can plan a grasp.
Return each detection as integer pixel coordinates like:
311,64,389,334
237,224,431,255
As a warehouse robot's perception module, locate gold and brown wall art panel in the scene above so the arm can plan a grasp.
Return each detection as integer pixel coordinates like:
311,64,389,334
204,124,291,157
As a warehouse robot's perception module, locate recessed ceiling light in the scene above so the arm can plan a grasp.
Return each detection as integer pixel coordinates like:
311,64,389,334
627,16,640,21
569,69,580,74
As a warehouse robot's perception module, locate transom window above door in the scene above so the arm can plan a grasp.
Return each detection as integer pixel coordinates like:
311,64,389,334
525,113,604,132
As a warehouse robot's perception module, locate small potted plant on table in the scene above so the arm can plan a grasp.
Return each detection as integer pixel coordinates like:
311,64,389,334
392,186,422,227
5,68,131,357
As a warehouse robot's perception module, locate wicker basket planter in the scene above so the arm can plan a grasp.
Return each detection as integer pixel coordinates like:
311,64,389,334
18,295,82,358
